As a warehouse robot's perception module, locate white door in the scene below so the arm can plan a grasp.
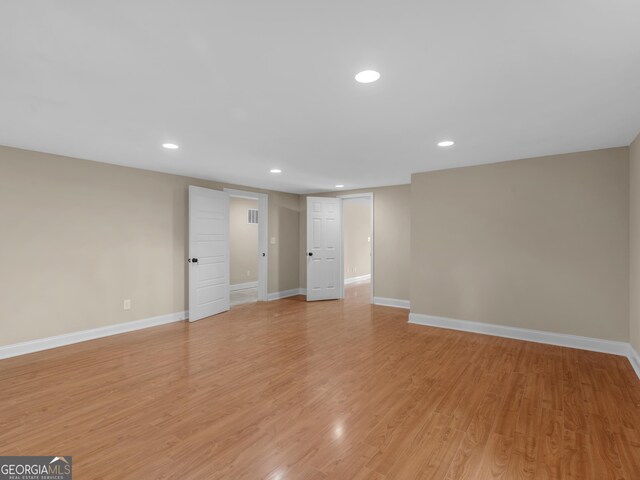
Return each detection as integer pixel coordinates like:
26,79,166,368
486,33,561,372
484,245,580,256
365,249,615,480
306,196,343,301
188,186,230,322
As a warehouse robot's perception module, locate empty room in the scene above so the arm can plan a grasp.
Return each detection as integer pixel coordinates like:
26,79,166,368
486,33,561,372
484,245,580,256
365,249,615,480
1,2,639,479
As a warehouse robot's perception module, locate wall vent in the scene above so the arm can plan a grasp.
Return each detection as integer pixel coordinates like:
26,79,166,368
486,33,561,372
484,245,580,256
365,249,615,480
248,209,259,224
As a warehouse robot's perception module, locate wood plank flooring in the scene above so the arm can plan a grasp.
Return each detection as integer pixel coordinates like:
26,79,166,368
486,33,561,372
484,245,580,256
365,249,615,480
1,283,639,479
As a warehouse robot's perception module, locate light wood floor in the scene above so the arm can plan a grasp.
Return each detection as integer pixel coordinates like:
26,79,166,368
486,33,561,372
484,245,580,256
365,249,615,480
1,283,639,479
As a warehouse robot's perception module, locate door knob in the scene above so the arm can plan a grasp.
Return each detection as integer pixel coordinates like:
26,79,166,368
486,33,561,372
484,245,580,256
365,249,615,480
308,252,313,256
188,258,199,263
262,253,266,257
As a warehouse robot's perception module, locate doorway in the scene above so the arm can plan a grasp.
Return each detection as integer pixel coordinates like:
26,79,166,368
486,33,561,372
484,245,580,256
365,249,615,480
340,193,373,303
224,188,268,305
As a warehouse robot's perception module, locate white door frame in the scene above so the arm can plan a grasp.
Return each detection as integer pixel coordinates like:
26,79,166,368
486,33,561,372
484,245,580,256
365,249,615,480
338,192,374,303
223,188,268,302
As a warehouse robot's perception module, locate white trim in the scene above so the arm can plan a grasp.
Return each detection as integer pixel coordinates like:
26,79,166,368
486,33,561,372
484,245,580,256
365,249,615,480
0,311,188,360
224,188,268,302
338,193,375,199
224,188,267,199
627,345,640,380
408,312,630,357
230,281,258,291
374,297,410,309
267,288,305,301
344,274,371,285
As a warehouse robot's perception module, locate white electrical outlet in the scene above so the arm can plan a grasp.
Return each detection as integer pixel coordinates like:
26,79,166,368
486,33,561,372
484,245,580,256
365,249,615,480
270,237,277,245
247,270,251,277
123,299,131,310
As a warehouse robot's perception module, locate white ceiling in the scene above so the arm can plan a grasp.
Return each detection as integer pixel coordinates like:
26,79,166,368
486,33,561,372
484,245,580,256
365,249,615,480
1,1,639,194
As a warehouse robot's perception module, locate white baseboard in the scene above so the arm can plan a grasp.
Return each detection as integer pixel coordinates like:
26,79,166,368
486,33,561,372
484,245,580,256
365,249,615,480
0,311,188,360
374,297,410,309
408,312,629,355
230,281,258,292
267,288,305,301
409,312,640,380
627,345,640,380
344,274,371,285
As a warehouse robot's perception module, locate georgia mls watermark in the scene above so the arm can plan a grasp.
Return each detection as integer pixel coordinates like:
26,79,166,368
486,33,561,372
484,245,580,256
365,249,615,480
0,456,72,480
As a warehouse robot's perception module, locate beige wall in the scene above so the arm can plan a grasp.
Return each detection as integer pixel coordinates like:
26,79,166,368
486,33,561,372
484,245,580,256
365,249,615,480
300,185,410,301
411,147,630,341
631,133,640,352
4,142,636,348
0,146,300,346
343,199,371,279
229,197,259,285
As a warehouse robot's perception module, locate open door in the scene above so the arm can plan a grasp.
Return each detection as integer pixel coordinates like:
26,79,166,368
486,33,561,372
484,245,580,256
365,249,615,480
188,186,230,322
306,196,343,301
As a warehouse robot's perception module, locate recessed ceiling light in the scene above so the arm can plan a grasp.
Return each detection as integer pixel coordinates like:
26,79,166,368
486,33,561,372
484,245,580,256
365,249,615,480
270,168,282,174
162,143,179,149
335,184,345,188
438,140,455,147
355,70,380,84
